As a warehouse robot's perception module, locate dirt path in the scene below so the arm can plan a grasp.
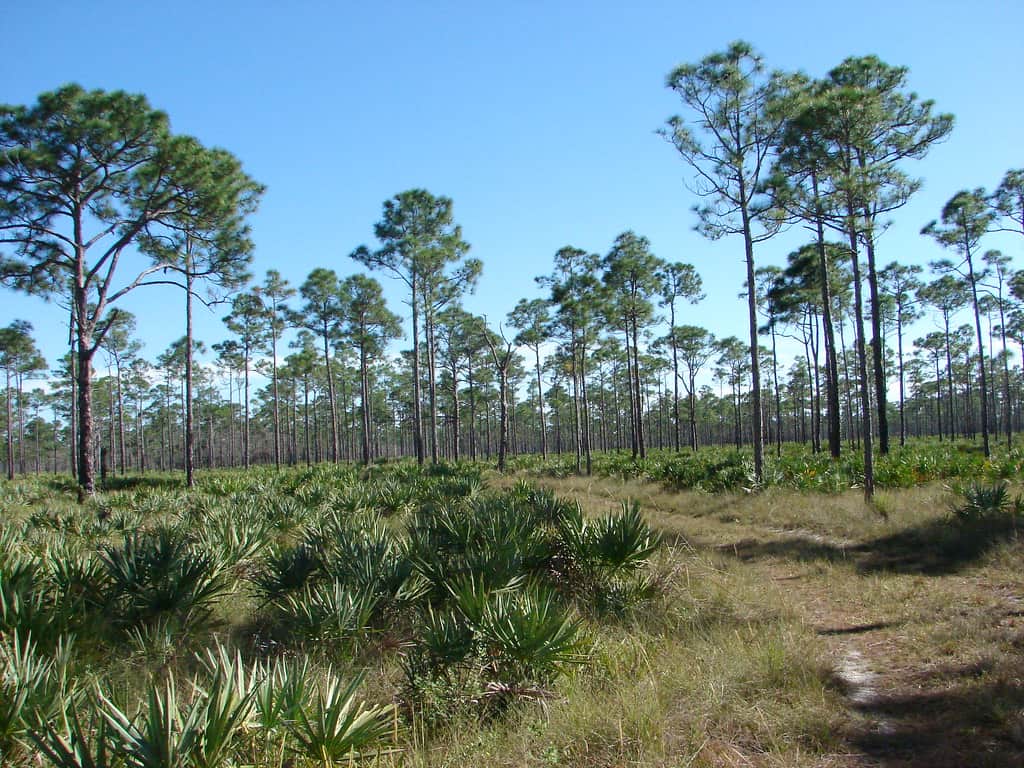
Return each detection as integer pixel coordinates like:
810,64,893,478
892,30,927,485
514,475,1024,766
731,527,1024,768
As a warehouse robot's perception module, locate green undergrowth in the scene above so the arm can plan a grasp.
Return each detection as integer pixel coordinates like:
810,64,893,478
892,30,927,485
508,439,1024,493
0,462,850,767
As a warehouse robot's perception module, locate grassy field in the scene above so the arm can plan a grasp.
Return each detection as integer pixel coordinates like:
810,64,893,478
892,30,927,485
508,474,1024,767
1,453,1022,767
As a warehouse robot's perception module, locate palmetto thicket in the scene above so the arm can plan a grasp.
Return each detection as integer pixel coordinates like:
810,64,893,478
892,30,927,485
0,463,662,766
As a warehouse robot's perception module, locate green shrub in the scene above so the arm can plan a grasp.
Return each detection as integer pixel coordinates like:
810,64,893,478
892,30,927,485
100,528,229,633
287,673,396,768
272,581,376,648
252,541,321,605
952,482,1016,522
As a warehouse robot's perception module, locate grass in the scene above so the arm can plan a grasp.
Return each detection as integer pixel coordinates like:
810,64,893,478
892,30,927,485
512,472,1024,766
2,449,1022,766
399,552,847,767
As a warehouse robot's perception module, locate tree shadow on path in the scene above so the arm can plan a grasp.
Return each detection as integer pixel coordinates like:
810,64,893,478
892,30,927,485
845,663,1024,768
721,516,1020,576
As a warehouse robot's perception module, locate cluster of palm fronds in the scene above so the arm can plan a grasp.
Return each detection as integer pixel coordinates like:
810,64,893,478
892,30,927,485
0,463,661,765
951,481,1024,524
395,486,659,716
12,641,394,768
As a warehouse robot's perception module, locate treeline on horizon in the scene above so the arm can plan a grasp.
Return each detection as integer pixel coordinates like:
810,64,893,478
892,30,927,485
1,42,1022,499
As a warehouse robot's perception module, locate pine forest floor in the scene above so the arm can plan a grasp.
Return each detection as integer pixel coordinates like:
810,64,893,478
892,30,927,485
497,474,1024,767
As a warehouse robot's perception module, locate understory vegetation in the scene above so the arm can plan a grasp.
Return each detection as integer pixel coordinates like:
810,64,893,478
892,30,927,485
511,439,1024,493
2,448,1023,766
1,462,666,766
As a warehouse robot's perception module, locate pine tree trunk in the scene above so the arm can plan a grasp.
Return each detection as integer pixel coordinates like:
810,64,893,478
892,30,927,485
668,302,681,452
115,355,127,473
243,345,251,469
771,324,781,456
896,302,907,447
76,340,95,495
467,365,477,461
631,316,646,460
689,373,698,451
450,361,461,462
360,343,372,465
185,269,196,487
624,327,638,458
17,373,25,475
740,206,764,483
964,239,990,457
69,337,78,482
410,277,424,465
845,216,875,501
303,377,311,467
865,235,889,455
271,323,281,470
321,319,339,463
999,299,1012,447
426,307,439,465
812,173,842,459
535,346,547,459
4,367,13,480
580,340,593,476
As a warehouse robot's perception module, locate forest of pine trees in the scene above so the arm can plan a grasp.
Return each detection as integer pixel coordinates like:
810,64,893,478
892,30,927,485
2,47,1022,497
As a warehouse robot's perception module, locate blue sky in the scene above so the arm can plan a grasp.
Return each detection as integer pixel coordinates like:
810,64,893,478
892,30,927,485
3,0,1023,380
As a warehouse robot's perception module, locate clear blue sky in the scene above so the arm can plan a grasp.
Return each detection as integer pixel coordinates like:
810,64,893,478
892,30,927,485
3,0,1022,378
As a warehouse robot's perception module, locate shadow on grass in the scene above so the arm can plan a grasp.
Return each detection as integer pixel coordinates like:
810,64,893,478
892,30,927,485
817,621,897,636
855,517,1020,574
42,477,82,494
718,517,1020,576
846,664,1024,768
724,536,853,564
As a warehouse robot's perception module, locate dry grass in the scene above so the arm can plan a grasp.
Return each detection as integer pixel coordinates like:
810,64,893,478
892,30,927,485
487,471,1024,767
401,544,850,767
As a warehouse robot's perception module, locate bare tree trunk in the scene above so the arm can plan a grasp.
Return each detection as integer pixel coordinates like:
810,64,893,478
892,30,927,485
426,307,439,465
17,373,26,475
896,301,907,447
624,327,638,458
450,361,461,462
580,342,593,475
865,235,889,455
770,322,781,456
998,298,1012,448
115,354,127,473
467,364,477,461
